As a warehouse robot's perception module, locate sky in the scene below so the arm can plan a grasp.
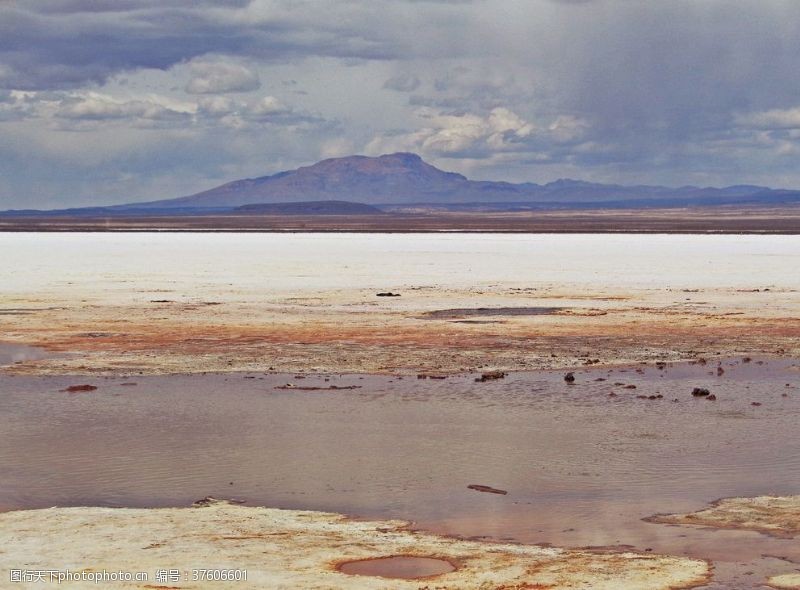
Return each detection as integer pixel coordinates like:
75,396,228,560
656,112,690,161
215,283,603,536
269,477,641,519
3,0,800,208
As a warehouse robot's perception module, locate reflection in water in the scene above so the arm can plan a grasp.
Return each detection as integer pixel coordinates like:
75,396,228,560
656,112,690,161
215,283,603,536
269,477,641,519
0,358,798,588
0,342,50,366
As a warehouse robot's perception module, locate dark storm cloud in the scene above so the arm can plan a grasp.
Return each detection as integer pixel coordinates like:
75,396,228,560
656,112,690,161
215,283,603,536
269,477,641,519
0,1,404,90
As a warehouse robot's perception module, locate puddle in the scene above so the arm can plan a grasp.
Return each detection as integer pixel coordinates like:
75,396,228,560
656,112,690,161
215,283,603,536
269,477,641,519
337,556,455,579
0,342,51,366
421,306,563,319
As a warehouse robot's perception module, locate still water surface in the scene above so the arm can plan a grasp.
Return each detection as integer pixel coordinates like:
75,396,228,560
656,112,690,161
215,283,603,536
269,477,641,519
1,359,798,588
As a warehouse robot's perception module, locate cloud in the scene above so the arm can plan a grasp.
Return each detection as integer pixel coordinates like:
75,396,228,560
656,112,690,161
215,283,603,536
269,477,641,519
383,74,421,92
548,115,589,142
735,107,800,130
55,93,191,121
247,96,288,116
366,106,536,157
196,95,236,117
185,61,261,94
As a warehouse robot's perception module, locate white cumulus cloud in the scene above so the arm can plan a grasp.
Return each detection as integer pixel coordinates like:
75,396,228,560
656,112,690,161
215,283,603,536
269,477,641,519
366,106,535,157
185,61,261,95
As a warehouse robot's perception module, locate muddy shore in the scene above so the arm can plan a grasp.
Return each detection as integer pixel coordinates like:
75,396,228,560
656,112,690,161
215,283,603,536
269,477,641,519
0,501,713,590
3,206,800,234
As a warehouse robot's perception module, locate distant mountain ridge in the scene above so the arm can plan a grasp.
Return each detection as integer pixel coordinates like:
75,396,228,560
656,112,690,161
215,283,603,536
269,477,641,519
3,152,800,215
123,152,800,210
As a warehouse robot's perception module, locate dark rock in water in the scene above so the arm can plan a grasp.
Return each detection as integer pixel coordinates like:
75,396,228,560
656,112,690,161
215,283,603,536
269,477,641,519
564,372,575,383
692,387,711,397
707,394,717,401
274,384,361,391
751,401,762,406
468,484,508,495
716,367,725,376
476,370,507,382
376,292,401,297
61,384,97,393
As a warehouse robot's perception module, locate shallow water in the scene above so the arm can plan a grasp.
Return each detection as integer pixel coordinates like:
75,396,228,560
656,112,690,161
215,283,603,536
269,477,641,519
0,358,798,588
338,556,456,579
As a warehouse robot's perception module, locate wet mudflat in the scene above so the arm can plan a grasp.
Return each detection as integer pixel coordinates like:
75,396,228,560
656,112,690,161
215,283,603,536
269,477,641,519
1,357,798,588
2,232,800,376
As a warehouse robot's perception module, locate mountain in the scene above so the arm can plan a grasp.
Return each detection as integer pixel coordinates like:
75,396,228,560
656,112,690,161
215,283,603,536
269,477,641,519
3,152,800,215
129,153,473,209
121,152,799,211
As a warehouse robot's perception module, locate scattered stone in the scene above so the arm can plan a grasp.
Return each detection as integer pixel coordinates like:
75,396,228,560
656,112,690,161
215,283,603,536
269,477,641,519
564,372,575,383
467,484,508,495
707,394,717,401
61,384,97,393
275,385,361,391
692,388,711,397
476,370,507,382
376,292,401,297
624,384,637,389
751,402,762,406
742,357,752,363
717,367,725,376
